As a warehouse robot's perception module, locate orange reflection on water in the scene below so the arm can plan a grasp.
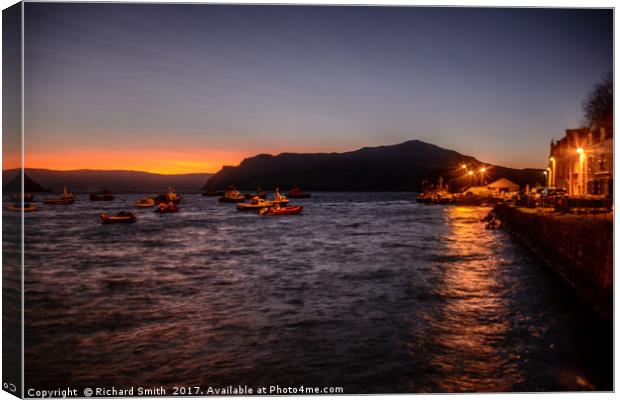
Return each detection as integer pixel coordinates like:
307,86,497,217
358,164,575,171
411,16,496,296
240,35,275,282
427,206,522,392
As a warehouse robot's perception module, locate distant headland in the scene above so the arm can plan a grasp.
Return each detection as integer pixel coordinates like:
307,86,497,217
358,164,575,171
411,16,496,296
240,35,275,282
204,140,544,192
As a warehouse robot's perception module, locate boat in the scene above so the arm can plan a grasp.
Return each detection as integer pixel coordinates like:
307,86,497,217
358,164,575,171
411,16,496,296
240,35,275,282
153,188,182,204
89,189,114,201
100,211,137,224
154,202,180,213
287,187,311,198
236,196,273,211
43,186,75,205
437,192,454,204
416,190,453,205
259,205,303,216
219,188,246,203
43,198,75,205
5,202,39,212
136,198,156,208
271,189,290,205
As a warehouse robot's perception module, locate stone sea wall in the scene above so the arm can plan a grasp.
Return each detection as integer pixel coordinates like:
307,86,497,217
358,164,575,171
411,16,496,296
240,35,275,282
494,204,613,319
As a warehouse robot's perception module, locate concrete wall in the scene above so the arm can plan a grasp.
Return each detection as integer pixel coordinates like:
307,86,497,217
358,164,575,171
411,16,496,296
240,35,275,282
495,205,612,319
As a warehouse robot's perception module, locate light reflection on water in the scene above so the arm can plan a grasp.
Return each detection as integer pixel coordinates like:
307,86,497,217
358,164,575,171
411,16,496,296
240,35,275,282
16,193,611,393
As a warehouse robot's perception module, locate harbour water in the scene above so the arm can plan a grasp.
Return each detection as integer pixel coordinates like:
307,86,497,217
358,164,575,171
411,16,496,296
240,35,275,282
19,192,611,393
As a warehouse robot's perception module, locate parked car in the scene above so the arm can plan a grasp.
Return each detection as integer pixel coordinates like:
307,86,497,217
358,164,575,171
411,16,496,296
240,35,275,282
543,187,567,201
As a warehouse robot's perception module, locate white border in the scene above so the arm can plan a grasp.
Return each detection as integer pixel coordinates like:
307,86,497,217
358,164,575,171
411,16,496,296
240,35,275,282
0,2,616,400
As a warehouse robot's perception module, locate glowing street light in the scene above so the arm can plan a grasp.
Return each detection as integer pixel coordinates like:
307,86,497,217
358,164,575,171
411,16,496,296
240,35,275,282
575,148,586,195
468,171,473,176
479,167,486,173
549,157,556,188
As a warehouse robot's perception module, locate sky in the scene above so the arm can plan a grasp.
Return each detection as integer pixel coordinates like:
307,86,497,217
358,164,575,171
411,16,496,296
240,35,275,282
19,4,613,174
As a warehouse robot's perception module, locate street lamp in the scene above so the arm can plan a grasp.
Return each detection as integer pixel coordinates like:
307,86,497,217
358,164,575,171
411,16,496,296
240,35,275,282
576,148,586,195
478,167,487,185
549,157,556,188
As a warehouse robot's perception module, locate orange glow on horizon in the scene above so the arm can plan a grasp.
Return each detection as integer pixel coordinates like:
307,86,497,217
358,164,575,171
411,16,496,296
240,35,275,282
20,142,351,174
3,153,21,171
23,149,249,175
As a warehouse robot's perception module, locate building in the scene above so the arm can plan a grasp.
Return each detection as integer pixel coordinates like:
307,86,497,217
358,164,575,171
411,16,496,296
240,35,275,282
548,127,613,197
464,177,519,197
486,178,519,194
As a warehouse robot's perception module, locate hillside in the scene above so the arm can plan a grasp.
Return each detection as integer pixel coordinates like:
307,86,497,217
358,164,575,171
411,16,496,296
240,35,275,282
204,140,543,191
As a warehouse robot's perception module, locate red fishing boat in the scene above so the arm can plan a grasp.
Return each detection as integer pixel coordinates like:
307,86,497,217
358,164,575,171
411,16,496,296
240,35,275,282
259,205,303,216
154,203,179,213
287,187,311,198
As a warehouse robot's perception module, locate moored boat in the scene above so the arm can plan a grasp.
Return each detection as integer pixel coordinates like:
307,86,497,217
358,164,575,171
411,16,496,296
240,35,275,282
259,205,303,216
287,187,311,198
136,198,156,208
89,190,114,201
236,197,273,211
5,202,39,212
271,189,290,205
417,190,454,205
153,188,182,204
43,186,75,205
43,198,75,205
219,188,246,203
100,211,137,224
154,202,180,213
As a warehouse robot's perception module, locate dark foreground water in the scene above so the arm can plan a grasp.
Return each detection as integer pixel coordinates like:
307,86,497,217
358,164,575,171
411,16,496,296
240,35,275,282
16,192,611,393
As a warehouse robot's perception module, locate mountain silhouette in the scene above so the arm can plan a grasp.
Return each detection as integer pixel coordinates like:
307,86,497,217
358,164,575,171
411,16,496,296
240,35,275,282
2,169,213,193
204,140,544,191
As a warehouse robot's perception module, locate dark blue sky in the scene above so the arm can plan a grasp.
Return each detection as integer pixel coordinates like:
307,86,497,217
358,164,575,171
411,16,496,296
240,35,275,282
24,4,613,173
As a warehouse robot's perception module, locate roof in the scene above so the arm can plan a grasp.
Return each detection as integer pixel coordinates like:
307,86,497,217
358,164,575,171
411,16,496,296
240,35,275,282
487,177,519,189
